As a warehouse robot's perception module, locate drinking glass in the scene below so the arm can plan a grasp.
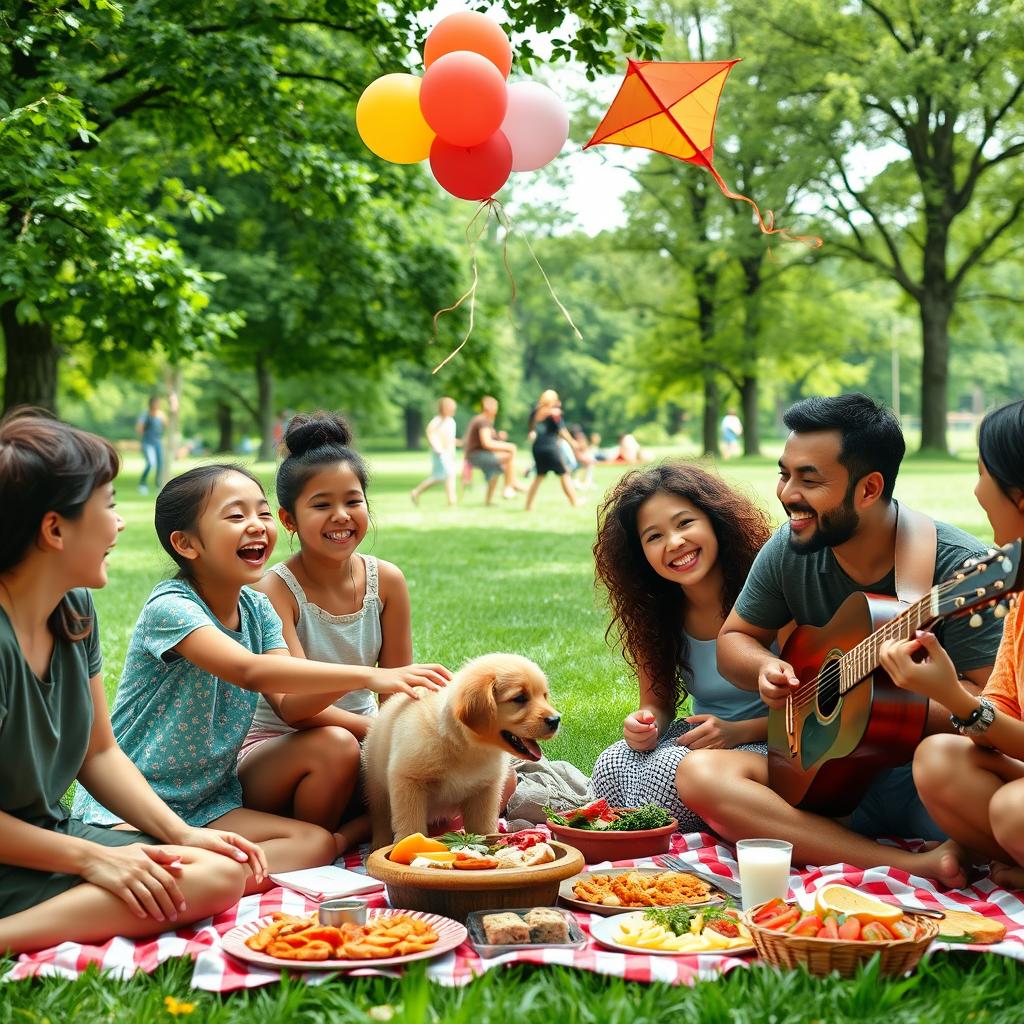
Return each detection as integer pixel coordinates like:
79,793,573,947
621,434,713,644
736,838,793,911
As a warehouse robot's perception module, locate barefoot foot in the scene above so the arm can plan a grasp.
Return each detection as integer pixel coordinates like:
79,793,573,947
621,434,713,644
916,839,969,888
989,861,1024,890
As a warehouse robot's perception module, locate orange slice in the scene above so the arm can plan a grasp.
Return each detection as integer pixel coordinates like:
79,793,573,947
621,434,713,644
814,884,903,927
388,833,450,865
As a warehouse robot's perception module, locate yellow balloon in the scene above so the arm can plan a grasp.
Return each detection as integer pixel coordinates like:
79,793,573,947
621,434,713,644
356,74,435,164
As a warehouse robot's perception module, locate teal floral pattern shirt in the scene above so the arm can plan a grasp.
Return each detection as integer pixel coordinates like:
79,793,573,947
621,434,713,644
72,580,286,827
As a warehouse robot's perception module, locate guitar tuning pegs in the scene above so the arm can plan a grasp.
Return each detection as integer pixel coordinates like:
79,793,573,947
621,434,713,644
963,558,976,568
994,603,1008,619
955,573,966,581
1003,558,1013,573
988,549,998,557
969,613,983,628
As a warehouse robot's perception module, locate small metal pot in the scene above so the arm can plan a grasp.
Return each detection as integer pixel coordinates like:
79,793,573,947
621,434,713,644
317,899,368,926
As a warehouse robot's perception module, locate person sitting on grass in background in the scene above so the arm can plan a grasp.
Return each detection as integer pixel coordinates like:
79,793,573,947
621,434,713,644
570,424,596,490
244,414,445,855
0,410,258,955
881,399,1024,888
464,396,523,504
411,397,459,508
590,463,773,833
676,394,1002,885
72,464,449,870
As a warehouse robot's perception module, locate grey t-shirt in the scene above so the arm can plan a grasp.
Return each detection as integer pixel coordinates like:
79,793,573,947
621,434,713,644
0,589,101,830
734,505,1001,673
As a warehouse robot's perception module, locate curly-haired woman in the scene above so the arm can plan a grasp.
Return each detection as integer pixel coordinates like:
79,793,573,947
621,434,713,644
590,463,773,834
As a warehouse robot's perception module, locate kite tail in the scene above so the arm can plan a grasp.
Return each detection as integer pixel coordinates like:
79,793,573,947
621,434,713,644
705,165,822,249
431,199,582,374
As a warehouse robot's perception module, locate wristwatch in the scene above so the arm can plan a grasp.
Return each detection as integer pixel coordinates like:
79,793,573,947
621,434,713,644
950,697,996,736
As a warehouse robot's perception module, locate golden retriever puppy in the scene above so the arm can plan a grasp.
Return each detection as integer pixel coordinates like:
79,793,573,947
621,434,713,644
364,653,561,848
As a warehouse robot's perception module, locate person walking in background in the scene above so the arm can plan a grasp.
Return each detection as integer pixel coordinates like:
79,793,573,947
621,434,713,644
525,390,582,512
720,409,743,460
137,395,166,494
463,396,522,505
411,397,459,507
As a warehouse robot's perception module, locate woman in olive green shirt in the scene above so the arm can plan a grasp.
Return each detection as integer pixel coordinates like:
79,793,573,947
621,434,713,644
0,411,261,954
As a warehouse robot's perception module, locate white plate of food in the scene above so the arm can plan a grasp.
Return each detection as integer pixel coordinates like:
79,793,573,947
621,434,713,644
589,908,754,957
559,867,728,917
221,908,467,971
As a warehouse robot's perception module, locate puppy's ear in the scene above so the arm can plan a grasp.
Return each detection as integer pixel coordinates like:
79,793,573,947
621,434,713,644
454,672,498,733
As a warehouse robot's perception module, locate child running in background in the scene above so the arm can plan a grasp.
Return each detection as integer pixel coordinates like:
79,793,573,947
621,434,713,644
590,463,773,833
882,399,1024,886
0,411,258,954
73,463,448,872
242,414,419,854
410,397,459,507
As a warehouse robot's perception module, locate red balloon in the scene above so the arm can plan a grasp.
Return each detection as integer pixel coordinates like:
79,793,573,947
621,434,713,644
420,51,507,148
430,132,513,201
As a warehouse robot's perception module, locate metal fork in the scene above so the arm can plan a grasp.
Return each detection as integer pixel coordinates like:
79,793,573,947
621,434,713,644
656,854,743,899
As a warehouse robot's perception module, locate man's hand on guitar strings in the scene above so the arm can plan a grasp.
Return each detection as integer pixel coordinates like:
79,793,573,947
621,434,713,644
879,630,960,704
758,660,801,709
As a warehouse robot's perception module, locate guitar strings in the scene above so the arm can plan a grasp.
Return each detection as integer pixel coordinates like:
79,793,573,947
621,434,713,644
783,574,978,713
785,573,982,713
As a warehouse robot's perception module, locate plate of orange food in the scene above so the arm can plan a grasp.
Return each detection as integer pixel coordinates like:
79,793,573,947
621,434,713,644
221,908,467,971
560,867,728,917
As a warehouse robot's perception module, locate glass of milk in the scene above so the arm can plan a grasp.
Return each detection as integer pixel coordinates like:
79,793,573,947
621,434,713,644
736,839,793,910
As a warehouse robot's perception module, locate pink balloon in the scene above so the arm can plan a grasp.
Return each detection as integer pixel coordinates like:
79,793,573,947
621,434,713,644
500,82,570,172
420,51,507,148
430,132,513,201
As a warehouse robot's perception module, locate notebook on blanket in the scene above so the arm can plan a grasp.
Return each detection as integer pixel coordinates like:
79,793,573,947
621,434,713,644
267,865,384,902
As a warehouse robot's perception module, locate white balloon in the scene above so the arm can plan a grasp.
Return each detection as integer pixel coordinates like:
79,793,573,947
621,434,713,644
499,81,570,173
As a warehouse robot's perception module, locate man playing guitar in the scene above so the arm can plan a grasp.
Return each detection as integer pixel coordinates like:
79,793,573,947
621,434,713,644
678,394,1002,885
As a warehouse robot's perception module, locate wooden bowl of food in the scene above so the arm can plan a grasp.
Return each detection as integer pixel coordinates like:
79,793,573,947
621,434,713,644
545,803,678,863
365,834,585,923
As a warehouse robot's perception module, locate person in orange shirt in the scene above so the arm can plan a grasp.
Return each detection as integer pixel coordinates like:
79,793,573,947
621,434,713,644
881,399,1024,887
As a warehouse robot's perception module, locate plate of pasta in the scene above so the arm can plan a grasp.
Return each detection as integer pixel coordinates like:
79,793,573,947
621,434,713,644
589,906,754,956
221,908,467,971
559,867,727,917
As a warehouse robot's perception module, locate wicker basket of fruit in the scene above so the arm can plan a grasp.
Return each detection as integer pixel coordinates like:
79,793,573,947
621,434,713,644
744,885,938,978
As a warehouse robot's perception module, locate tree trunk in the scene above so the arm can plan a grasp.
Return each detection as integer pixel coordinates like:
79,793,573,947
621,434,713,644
215,400,234,453
0,301,61,412
255,352,275,461
740,375,760,456
918,289,952,456
702,374,720,457
404,405,424,451
164,365,182,477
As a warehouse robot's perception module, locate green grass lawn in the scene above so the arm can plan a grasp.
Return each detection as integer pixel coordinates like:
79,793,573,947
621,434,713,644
8,446,1021,1019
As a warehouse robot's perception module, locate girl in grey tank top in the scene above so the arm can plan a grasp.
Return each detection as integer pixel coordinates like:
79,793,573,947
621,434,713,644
248,555,382,733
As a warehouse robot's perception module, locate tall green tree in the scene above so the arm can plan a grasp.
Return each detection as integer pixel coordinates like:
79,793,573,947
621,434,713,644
0,0,661,413
733,0,1024,453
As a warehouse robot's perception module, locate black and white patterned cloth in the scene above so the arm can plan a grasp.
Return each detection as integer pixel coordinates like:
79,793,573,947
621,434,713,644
591,718,768,835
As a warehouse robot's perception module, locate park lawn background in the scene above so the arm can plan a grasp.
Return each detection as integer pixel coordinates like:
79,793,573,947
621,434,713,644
13,448,1020,1021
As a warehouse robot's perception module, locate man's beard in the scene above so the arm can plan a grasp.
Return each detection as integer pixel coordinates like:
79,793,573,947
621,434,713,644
786,488,860,555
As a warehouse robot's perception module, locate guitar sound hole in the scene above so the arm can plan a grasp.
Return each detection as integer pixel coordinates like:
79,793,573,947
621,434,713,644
816,660,842,718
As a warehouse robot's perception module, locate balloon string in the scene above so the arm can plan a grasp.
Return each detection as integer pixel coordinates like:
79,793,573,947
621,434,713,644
431,198,582,373
430,201,492,374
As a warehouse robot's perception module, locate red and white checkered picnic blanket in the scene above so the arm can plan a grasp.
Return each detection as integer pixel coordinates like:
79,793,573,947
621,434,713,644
8,832,1024,990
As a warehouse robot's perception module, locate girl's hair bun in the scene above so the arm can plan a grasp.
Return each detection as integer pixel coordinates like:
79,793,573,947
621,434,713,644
284,413,353,457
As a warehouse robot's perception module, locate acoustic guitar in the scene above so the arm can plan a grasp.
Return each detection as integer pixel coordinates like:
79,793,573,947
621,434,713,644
768,539,1023,816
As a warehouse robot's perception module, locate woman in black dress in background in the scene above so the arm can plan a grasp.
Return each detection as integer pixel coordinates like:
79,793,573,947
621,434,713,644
525,390,582,511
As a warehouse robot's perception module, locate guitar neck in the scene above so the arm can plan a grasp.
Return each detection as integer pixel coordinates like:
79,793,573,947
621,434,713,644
839,592,938,693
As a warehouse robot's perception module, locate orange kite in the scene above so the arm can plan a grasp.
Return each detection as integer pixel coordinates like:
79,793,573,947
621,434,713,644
585,60,819,245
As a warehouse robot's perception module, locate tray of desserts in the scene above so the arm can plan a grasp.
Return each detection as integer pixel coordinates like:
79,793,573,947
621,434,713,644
465,906,587,957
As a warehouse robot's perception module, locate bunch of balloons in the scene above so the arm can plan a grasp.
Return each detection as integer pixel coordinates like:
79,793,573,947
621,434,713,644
356,11,570,201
